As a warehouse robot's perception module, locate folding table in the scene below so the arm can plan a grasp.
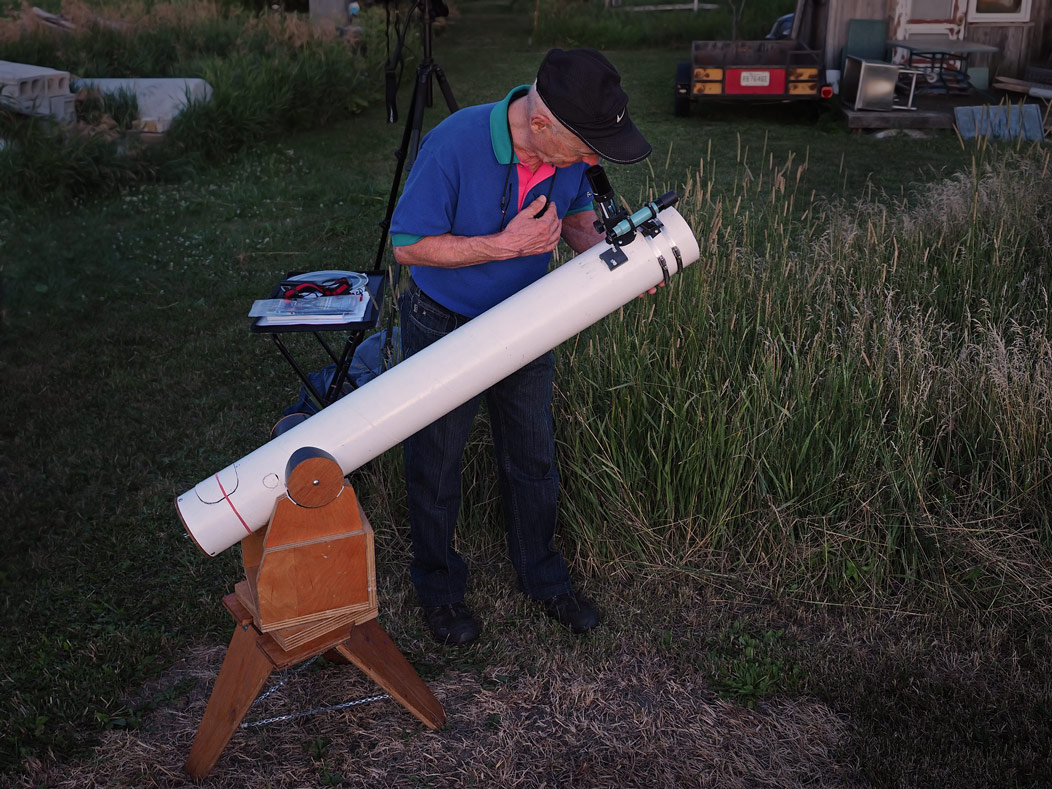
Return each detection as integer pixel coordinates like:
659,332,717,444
887,36,999,92
250,271,387,410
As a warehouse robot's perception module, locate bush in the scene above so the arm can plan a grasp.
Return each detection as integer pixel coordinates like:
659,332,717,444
0,1,388,202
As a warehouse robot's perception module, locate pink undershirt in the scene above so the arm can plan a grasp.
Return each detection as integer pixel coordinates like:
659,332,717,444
515,162,556,210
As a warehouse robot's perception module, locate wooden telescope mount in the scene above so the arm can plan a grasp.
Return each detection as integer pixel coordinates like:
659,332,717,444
185,447,445,779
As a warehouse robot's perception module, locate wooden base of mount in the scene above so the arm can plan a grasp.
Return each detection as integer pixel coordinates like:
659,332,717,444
185,594,444,779
184,448,444,779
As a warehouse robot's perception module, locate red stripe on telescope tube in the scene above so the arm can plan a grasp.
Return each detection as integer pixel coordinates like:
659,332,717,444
215,473,252,534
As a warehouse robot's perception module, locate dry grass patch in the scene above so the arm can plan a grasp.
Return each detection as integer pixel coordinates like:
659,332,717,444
15,599,850,788
10,564,1052,787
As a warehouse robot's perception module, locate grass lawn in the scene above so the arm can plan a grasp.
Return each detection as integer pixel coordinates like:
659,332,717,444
2,1,1052,786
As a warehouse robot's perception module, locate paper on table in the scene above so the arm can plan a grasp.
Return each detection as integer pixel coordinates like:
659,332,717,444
250,292,370,325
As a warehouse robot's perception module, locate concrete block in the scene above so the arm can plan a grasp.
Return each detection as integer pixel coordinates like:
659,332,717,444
72,77,213,133
0,86,48,115
0,60,70,100
49,93,76,123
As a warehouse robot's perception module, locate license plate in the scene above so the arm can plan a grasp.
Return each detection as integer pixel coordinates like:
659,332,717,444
740,71,771,87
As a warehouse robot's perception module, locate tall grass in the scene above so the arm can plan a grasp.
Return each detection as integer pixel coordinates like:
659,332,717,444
537,142,1052,605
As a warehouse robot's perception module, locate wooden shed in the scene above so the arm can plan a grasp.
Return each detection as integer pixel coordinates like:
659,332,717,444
797,0,1050,81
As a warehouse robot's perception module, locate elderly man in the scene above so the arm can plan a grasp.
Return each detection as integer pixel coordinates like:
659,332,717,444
390,48,651,645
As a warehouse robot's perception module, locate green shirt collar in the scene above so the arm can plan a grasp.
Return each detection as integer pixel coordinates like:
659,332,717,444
489,85,530,165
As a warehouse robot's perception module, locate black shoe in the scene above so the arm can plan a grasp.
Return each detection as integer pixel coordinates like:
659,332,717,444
422,602,480,646
541,590,601,634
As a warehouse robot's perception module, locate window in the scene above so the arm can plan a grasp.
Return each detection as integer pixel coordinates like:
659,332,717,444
900,0,965,37
967,0,1032,22
912,0,955,20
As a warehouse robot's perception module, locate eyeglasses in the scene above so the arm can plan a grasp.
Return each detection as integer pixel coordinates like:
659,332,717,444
279,277,360,299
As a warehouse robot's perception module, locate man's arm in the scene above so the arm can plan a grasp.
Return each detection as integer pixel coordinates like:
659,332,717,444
393,196,562,268
562,204,664,299
560,210,604,254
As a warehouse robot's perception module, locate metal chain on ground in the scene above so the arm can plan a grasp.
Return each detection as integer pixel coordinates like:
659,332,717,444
238,655,390,729
253,655,319,706
241,694,390,729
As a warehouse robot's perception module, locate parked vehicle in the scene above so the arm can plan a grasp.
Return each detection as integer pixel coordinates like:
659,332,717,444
765,12,794,40
674,1,832,115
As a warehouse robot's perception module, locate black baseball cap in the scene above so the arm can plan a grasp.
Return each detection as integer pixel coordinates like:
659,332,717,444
536,48,651,165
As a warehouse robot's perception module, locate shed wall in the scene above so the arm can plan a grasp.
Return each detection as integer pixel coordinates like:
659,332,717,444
822,0,889,70
818,0,1050,79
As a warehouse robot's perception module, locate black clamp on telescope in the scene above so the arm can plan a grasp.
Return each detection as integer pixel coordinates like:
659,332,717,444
586,165,682,285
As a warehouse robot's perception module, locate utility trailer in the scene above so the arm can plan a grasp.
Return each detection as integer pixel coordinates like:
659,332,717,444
673,1,833,116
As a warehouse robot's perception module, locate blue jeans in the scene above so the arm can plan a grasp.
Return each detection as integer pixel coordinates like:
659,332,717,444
399,278,572,607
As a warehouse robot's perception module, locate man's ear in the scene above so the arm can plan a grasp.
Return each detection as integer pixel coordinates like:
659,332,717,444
529,113,553,135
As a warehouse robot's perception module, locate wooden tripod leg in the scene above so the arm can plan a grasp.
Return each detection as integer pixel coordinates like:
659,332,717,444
185,623,275,779
334,619,446,730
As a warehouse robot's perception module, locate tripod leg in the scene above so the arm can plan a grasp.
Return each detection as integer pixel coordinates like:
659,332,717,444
408,63,434,168
334,619,445,730
372,71,428,270
185,623,274,779
371,55,458,267
432,64,458,114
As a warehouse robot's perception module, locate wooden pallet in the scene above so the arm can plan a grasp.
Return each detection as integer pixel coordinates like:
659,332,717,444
992,77,1052,131
994,75,1052,98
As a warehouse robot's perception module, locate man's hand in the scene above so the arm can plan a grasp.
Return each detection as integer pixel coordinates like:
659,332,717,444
638,282,666,298
391,197,570,269
499,196,562,257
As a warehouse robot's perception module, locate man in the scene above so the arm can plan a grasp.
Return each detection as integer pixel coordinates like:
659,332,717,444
390,48,651,645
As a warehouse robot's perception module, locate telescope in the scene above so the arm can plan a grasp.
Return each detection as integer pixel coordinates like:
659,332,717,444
177,191,700,557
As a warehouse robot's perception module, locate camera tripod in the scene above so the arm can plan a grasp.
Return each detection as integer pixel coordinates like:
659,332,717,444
373,0,458,271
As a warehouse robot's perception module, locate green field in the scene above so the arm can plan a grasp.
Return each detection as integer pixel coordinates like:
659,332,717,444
2,1,1051,786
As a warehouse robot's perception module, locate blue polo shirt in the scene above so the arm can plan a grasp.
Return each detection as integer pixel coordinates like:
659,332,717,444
390,85,595,318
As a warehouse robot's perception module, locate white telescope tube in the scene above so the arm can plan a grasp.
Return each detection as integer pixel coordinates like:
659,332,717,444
177,207,699,556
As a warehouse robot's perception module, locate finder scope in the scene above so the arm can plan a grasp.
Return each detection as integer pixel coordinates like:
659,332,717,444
586,164,678,247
